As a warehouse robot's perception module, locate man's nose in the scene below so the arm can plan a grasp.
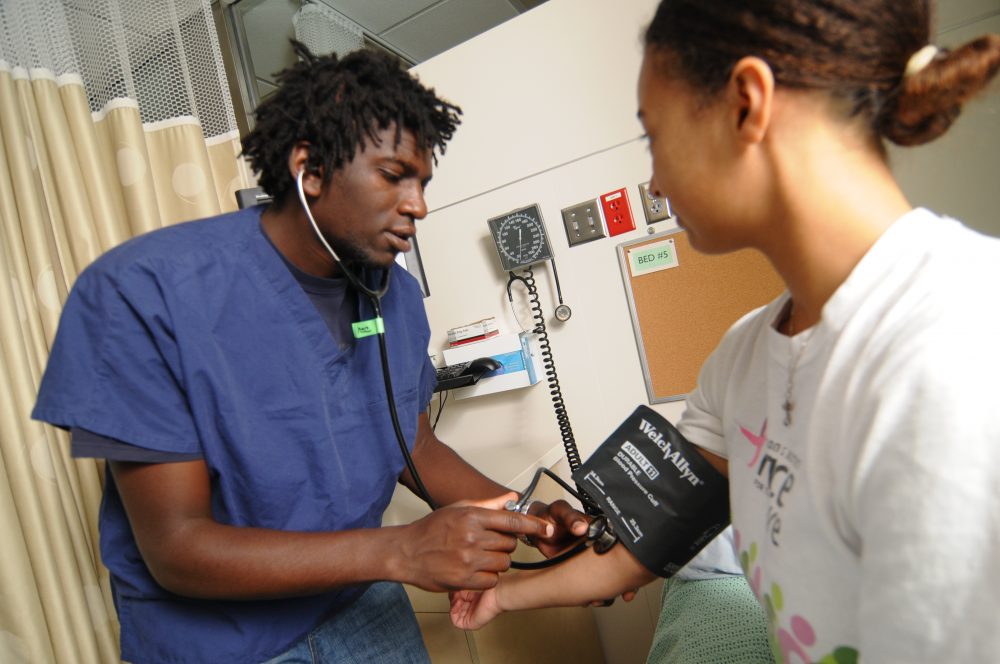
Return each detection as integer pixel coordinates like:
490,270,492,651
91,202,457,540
400,186,428,220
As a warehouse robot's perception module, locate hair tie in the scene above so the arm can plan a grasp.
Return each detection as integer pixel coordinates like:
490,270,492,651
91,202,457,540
904,44,939,78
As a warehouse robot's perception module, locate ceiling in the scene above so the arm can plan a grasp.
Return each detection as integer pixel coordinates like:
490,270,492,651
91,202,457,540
313,0,548,63
225,0,548,103
220,0,998,128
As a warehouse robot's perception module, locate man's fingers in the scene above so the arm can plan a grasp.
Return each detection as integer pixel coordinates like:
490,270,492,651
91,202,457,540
493,509,554,539
458,491,519,511
464,548,514,576
545,499,590,536
460,503,554,539
476,529,519,554
461,570,502,590
446,493,554,536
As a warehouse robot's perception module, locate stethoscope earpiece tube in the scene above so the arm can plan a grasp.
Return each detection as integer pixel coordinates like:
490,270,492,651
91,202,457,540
296,170,390,300
294,169,422,506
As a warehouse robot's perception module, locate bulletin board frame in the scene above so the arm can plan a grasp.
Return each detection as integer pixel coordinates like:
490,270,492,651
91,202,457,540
617,227,785,403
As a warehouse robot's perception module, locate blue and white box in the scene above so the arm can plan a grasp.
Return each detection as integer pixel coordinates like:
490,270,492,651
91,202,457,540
441,332,541,399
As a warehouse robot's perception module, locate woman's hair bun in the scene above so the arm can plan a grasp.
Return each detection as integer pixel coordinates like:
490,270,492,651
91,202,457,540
880,35,1000,146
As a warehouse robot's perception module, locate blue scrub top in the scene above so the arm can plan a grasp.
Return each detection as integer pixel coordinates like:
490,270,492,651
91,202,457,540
33,206,437,663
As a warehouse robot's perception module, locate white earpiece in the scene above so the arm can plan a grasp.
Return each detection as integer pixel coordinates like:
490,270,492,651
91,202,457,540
296,168,343,265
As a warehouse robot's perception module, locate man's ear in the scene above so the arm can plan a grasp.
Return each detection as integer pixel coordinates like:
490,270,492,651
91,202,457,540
726,56,774,144
288,141,322,197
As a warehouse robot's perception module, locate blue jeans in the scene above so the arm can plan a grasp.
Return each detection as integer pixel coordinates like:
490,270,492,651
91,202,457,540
263,583,430,664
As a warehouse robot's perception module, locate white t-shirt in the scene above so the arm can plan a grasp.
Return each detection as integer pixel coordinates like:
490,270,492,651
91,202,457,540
679,208,1000,662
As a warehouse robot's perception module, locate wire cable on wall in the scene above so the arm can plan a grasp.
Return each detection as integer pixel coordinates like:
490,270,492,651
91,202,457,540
432,390,448,431
512,265,582,472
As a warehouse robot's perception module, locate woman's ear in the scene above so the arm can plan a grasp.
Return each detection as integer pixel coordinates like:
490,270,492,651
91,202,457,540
288,141,322,197
726,56,775,144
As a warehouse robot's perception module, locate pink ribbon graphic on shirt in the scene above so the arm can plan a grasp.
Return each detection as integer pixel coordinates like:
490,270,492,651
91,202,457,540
740,419,768,468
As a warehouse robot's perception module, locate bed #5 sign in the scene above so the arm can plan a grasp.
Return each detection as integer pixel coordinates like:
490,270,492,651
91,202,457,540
628,238,678,277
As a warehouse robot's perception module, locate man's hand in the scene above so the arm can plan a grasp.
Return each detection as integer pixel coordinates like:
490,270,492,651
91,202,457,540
527,501,638,605
525,499,590,558
394,493,553,593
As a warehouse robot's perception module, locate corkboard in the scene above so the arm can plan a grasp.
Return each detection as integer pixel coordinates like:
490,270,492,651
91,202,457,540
617,228,785,403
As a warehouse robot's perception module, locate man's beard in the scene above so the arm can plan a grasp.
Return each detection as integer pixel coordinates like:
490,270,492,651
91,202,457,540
328,233,396,272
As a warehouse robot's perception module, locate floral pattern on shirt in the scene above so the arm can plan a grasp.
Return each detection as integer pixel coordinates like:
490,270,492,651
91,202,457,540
735,529,860,664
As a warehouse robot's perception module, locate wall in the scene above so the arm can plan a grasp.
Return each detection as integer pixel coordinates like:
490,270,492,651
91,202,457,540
383,1,1000,662
395,0,668,487
890,1,1000,237
383,1,674,661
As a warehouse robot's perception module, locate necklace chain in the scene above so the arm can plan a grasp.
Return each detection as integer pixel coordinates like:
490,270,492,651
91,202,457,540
782,307,814,427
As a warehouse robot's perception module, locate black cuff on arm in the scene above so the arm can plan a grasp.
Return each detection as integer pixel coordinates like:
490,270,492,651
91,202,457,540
572,405,730,578
71,427,203,463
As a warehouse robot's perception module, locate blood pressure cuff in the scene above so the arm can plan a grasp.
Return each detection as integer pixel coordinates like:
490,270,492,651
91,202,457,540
571,405,729,577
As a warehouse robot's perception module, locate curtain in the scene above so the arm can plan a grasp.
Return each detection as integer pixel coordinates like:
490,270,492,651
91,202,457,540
0,1,251,661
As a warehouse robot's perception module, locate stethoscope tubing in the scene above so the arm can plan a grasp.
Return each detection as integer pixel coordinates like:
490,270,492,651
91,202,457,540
296,170,390,300
295,173,590,569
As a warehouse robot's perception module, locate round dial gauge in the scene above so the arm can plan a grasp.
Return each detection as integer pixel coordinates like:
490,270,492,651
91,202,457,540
488,205,553,271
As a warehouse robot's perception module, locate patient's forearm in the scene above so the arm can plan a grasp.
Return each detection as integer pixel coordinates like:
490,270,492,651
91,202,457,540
498,544,656,611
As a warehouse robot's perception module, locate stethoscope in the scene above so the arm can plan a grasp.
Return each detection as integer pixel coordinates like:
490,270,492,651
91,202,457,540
295,171,610,569
296,170,434,505
296,170,390,301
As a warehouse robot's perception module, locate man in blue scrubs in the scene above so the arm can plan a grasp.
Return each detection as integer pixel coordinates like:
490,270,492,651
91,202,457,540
32,45,583,664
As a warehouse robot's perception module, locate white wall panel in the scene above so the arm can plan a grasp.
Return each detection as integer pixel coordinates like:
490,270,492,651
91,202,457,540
412,0,655,210
890,13,1000,237
937,0,1000,30
382,0,519,62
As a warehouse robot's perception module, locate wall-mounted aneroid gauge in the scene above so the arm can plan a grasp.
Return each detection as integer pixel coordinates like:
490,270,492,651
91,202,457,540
487,204,554,272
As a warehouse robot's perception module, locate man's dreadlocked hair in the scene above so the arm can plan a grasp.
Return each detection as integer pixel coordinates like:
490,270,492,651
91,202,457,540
242,42,462,207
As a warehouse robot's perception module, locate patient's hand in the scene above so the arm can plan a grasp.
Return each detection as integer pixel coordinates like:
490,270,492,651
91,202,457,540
450,586,502,630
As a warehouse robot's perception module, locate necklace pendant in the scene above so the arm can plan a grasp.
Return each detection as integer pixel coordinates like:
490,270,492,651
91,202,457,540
782,399,794,426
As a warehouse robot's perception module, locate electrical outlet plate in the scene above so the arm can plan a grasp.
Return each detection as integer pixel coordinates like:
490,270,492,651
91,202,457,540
638,181,672,224
561,199,606,247
600,187,635,237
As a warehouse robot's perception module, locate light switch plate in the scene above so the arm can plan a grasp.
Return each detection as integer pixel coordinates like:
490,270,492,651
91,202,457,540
561,199,606,246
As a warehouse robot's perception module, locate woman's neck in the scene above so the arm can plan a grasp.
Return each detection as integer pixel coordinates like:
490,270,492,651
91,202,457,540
758,101,912,331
